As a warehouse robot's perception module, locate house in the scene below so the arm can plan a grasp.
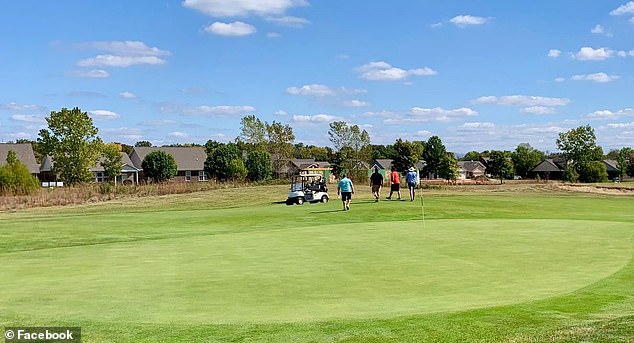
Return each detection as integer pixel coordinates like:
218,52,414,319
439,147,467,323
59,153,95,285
603,159,620,180
531,158,566,180
39,152,142,185
129,147,208,182
281,158,333,181
369,159,393,179
0,143,39,176
457,160,487,179
92,152,141,184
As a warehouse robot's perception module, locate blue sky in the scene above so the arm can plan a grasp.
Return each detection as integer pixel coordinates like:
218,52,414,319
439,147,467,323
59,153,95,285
1,1,633,154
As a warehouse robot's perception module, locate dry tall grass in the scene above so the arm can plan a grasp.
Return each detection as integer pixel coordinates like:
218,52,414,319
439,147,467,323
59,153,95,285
0,179,286,211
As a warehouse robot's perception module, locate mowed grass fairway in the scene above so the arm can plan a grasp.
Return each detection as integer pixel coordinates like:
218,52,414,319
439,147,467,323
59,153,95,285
1,185,633,342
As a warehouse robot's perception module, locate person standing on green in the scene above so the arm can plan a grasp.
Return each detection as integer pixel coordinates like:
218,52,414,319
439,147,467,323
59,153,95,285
337,173,355,211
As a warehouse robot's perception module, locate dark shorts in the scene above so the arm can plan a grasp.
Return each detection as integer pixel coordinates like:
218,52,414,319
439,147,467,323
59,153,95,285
371,185,381,193
341,192,352,201
391,184,400,192
408,182,416,189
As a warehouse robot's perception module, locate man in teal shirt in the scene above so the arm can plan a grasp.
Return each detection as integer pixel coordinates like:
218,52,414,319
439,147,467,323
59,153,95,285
337,173,355,211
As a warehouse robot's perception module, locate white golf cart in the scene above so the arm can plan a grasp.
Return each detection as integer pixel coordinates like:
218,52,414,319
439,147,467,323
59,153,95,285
286,173,329,205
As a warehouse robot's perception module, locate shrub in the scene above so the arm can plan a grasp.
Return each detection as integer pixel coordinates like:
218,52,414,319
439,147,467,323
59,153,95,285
245,150,272,181
0,150,40,195
142,151,177,182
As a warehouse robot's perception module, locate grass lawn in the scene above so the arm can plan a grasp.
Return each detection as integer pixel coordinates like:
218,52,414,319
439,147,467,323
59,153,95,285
1,184,633,342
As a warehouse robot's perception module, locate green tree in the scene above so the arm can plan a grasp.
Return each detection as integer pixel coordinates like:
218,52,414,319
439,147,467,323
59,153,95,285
371,144,396,160
616,147,633,181
245,150,272,181
391,139,423,174
511,143,545,179
38,107,103,185
422,136,447,179
228,159,248,182
327,121,371,181
142,151,177,182
488,150,514,184
205,143,241,181
135,140,152,147
438,152,460,181
101,143,123,184
266,121,295,177
238,115,267,151
0,150,40,195
461,151,481,162
563,164,579,182
556,125,603,183
583,161,608,183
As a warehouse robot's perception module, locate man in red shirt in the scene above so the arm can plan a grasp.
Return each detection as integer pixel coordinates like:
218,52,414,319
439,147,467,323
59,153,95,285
386,167,401,200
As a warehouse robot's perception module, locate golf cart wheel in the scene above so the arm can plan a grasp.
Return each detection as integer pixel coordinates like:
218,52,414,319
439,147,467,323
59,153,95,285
285,199,293,206
296,197,305,205
321,195,329,203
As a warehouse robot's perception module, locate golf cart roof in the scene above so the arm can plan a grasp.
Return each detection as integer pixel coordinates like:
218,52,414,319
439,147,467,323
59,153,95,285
295,173,323,178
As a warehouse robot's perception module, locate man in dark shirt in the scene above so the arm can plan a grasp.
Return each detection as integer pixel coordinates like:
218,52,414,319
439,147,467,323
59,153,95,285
369,167,384,202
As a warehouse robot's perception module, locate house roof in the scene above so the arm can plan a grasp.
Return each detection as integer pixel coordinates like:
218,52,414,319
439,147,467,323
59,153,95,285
130,147,206,171
289,158,316,168
300,161,331,169
531,159,564,173
603,159,619,172
373,159,393,169
457,160,486,172
41,153,140,173
91,153,140,172
0,143,39,174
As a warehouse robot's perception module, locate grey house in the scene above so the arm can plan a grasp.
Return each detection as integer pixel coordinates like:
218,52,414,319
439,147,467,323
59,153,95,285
129,147,208,182
0,143,39,176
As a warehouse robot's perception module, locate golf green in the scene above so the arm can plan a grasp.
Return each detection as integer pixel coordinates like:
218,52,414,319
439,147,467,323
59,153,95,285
1,218,630,324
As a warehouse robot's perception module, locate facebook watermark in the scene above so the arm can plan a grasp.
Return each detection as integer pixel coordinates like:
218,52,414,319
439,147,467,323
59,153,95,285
4,327,80,343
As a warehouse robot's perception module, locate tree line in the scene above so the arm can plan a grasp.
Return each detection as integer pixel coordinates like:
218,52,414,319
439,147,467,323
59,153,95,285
4,108,634,193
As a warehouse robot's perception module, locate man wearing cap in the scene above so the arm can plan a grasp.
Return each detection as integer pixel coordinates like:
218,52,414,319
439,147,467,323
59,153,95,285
406,166,419,201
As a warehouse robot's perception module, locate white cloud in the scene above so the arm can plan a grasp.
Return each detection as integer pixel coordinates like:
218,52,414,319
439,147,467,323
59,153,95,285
77,41,170,68
183,105,256,116
449,15,489,27
119,91,137,99
205,21,257,36
274,110,287,116
183,0,309,17
356,61,437,81
429,22,443,29
521,106,557,115
142,119,177,126
630,17,634,24
586,108,634,119
70,69,110,78
292,114,340,123
78,55,167,67
89,110,119,120
548,49,561,58
607,122,634,128
610,1,634,15
266,32,281,38
265,16,310,27
571,72,620,83
591,24,605,34
168,131,189,138
385,107,478,124
287,84,335,96
85,41,170,57
2,103,45,112
460,122,496,129
11,114,46,123
8,132,32,140
573,47,614,61
342,99,370,107
554,77,566,82
475,95,571,107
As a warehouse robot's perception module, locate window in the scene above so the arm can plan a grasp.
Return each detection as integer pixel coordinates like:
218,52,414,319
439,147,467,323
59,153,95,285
185,171,192,181
96,172,105,183
198,170,207,181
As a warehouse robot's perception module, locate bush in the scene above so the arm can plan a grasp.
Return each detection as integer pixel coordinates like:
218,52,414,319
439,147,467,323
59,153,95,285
0,151,40,195
579,161,608,183
245,150,272,181
228,159,247,181
142,151,177,182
